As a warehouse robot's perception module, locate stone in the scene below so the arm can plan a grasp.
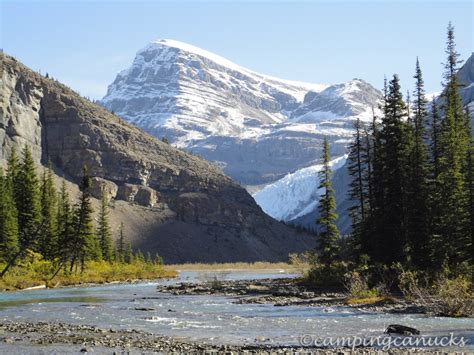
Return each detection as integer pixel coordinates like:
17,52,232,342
89,177,118,200
385,324,420,335
116,184,139,202
134,186,158,207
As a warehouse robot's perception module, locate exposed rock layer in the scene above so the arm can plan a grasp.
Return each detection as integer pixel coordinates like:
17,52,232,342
0,53,313,262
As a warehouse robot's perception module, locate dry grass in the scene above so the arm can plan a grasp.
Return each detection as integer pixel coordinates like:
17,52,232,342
163,261,305,273
345,295,396,305
0,260,177,291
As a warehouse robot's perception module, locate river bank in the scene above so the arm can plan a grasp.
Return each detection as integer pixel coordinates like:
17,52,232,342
0,261,177,291
157,277,427,315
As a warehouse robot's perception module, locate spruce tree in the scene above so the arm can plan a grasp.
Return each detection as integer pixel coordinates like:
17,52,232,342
375,74,412,264
15,147,42,252
407,58,430,268
56,180,75,267
347,117,367,255
97,190,113,262
316,137,340,266
125,242,133,264
429,98,441,179
434,23,471,267
117,222,125,263
71,168,101,272
0,169,19,262
39,163,58,259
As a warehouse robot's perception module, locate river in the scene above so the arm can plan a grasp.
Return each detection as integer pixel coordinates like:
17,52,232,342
0,270,472,352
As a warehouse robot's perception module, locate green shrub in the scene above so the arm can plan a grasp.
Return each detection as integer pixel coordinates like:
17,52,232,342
303,261,348,288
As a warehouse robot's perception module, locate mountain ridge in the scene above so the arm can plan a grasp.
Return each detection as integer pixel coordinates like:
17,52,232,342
1,52,314,263
101,40,382,185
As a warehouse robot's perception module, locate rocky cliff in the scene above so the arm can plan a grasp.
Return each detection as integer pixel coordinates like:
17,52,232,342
0,53,314,263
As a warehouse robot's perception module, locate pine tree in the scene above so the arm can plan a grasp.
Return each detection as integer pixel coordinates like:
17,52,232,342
429,98,441,180
125,242,133,264
347,117,367,255
39,163,58,259
434,23,471,267
407,58,430,268
117,222,125,263
0,169,19,262
463,108,474,262
1,147,41,277
316,137,340,266
56,181,75,266
97,190,113,262
375,74,412,264
146,251,152,264
71,168,101,272
15,147,42,251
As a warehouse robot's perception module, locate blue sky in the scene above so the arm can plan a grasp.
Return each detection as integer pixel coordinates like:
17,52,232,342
2,0,472,99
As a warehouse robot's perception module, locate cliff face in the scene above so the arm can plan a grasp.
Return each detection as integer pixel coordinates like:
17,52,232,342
0,53,314,263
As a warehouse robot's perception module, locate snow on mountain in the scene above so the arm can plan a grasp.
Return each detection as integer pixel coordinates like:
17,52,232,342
253,155,347,221
102,39,327,146
101,39,381,185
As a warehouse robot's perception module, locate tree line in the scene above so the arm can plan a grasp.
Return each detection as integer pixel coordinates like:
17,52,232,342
316,23,472,276
0,149,161,277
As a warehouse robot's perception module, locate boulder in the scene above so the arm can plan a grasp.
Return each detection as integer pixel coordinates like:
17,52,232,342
385,324,420,336
116,183,139,202
134,186,158,207
90,177,118,200
116,183,158,207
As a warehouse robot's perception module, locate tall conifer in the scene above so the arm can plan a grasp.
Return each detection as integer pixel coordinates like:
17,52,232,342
316,137,341,266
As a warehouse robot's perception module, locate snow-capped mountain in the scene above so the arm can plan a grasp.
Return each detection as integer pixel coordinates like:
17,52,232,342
102,39,327,144
101,39,382,185
253,155,347,221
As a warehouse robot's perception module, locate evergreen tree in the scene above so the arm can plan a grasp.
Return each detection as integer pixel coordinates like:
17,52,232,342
347,117,367,255
463,107,474,261
15,147,42,251
0,169,19,262
97,190,113,262
125,242,133,264
56,180,75,266
134,249,145,264
117,222,125,263
39,163,58,259
434,23,471,267
146,251,152,264
429,98,441,179
316,137,341,266
407,58,430,268
375,74,412,264
71,168,101,272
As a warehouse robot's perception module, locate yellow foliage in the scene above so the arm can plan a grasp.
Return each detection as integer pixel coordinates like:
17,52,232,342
345,295,395,305
0,259,176,291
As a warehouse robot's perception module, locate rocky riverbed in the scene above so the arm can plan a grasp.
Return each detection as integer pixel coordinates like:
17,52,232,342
0,321,433,354
157,278,425,315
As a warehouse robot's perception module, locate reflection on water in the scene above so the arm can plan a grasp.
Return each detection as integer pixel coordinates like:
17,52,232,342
0,270,472,349
0,296,106,309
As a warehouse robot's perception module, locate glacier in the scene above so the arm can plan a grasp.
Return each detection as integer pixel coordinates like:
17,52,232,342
253,155,347,222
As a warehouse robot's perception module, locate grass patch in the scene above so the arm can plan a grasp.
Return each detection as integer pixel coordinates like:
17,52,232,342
164,262,304,272
345,295,396,305
0,258,176,291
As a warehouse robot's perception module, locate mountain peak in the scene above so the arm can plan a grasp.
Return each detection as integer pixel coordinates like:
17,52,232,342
145,39,244,72
101,41,381,184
